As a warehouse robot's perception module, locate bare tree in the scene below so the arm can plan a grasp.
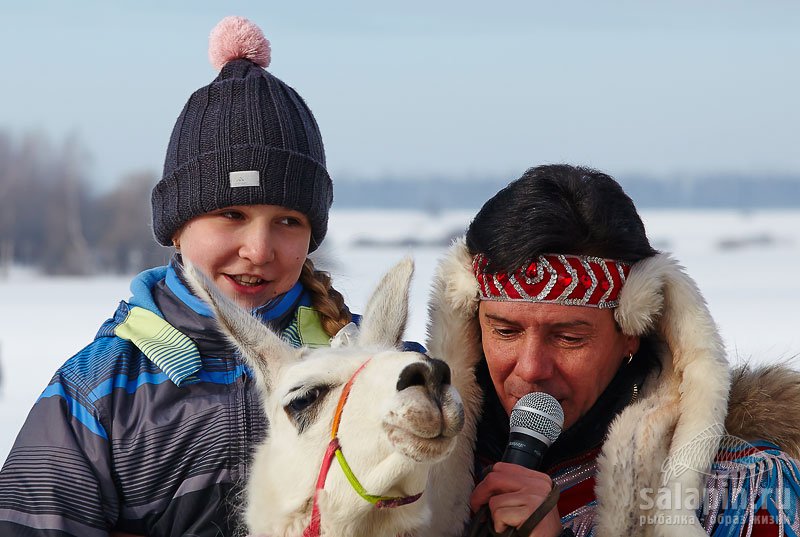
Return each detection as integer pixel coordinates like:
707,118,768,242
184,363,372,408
61,135,92,275
87,170,171,273
0,132,14,278
35,134,93,275
2,133,59,269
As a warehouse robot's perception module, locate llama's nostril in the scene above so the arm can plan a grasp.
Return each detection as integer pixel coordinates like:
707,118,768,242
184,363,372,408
428,358,451,387
396,358,452,392
397,362,428,391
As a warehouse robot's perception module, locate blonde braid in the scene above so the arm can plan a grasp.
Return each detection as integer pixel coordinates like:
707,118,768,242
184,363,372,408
299,259,352,337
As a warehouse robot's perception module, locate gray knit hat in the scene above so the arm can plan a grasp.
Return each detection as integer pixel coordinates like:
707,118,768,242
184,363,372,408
152,16,332,252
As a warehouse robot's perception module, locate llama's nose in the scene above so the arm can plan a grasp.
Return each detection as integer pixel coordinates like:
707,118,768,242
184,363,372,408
396,358,451,393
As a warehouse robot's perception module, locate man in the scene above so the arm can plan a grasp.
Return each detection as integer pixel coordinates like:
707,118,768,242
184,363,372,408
426,165,800,536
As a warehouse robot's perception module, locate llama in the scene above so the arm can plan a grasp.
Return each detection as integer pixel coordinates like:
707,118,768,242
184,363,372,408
185,257,480,537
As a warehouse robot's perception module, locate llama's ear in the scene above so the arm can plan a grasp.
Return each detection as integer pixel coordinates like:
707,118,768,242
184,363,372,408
357,256,413,348
182,261,299,393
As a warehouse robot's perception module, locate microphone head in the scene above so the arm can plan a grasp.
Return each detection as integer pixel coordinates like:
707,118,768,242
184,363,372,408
509,392,564,447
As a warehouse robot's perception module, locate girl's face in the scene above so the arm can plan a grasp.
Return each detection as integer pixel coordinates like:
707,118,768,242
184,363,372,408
173,204,311,310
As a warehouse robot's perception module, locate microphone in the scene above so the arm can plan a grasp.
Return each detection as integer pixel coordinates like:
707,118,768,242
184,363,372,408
468,393,564,537
502,392,564,470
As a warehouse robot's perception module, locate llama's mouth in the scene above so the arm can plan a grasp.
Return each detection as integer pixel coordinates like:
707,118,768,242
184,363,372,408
383,387,465,462
383,423,458,462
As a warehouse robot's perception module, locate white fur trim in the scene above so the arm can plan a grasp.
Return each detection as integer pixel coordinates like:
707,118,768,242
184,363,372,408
599,253,730,535
422,238,485,536
615,254,669,336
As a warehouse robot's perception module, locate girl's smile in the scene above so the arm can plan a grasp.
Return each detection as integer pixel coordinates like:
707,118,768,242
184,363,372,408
173,204,312,310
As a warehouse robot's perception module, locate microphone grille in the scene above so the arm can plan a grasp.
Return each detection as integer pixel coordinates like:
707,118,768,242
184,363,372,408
509,392,564,446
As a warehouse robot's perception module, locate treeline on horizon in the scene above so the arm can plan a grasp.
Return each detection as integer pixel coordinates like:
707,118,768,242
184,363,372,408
0,132,171,277
334,174,800,212
1,131,799,276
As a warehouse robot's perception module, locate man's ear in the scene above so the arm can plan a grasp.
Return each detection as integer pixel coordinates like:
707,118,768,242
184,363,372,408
627,335,641,357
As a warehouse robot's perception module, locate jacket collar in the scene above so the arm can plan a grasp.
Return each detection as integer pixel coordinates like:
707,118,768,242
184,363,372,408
112,263,318,386
115,303,201,386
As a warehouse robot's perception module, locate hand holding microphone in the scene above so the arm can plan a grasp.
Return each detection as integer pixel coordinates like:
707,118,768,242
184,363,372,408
468,393,565,537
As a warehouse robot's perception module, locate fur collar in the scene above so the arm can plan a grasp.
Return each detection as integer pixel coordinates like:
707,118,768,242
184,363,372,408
426,238,798,537
597,252,730,536
726,363,800,459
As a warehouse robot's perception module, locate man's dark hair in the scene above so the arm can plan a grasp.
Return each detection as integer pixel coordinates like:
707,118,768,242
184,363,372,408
466,164,657,271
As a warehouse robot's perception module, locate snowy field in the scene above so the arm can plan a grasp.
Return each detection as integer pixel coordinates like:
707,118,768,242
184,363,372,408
1,209,799,464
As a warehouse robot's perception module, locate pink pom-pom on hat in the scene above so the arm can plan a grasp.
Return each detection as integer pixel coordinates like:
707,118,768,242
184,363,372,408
208,16,271,71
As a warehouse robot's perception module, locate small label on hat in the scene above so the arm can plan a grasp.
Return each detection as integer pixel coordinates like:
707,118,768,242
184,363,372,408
229,170,260,188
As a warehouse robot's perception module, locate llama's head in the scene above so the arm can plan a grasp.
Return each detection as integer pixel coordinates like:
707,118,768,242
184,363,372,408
185,257,465,536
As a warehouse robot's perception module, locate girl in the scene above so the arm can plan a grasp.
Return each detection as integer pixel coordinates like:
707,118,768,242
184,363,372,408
0,16,350,537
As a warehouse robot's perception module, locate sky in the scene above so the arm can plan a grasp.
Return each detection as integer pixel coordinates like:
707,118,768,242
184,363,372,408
1,1,799,191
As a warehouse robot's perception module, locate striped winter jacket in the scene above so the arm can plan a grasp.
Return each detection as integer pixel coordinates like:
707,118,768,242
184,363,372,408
0,265,337,537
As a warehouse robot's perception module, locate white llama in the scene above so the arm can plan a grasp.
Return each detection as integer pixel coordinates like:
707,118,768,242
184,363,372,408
185,257,481,537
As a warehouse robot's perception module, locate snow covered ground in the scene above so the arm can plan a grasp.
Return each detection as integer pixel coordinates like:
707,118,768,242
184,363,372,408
1,208,798,465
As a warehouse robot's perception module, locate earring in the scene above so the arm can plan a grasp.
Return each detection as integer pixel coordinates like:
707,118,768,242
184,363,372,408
630,383,639,403
627,352,634,365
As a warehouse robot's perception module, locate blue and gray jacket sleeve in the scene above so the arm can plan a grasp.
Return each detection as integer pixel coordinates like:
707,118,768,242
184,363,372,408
0,358,118,536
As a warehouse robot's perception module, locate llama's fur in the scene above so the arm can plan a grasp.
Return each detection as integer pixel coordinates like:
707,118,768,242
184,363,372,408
185,258,479,537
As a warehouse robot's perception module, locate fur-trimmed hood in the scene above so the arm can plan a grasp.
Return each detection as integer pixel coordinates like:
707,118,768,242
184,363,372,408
425,237,800,537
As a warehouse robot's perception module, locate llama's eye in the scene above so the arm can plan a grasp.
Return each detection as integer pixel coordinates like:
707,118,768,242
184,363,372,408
283,385,331,432
288,388,322,413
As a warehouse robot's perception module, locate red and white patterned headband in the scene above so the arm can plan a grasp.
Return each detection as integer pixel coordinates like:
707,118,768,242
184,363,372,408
472,253,631,308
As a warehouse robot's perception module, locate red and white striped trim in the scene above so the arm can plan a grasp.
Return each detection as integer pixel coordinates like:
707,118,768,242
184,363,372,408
472,253,631,309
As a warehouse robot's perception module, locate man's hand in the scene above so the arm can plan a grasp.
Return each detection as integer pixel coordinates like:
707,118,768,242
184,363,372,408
469,462,563,537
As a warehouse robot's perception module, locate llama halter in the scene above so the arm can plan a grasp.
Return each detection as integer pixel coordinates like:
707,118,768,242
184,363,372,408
303,358,424,537
473,253,631,309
